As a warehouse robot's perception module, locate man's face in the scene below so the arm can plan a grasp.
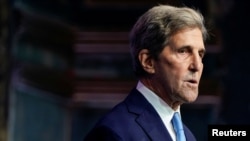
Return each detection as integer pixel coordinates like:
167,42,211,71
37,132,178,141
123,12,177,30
154,28,205,104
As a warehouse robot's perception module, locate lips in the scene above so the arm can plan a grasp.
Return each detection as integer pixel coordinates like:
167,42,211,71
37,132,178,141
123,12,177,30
187,79,197,84
185,79,198,88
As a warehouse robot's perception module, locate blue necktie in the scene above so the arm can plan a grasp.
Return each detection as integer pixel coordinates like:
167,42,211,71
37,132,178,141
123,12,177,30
171,112,186,141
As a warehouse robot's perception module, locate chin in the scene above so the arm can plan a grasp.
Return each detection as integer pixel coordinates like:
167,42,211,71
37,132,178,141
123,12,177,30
186,97,197,103
183,92,198,103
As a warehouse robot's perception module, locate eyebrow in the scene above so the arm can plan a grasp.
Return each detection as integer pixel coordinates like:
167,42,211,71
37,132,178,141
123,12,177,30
179,45,206,54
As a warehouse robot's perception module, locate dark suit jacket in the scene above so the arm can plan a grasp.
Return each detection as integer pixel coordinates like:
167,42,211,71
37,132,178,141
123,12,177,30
84,88,196,141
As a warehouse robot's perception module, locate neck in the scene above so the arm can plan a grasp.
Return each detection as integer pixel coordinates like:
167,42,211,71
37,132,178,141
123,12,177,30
139,78,182,110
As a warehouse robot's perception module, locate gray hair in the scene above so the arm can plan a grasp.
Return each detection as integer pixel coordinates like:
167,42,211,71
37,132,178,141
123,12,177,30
129,4,209,77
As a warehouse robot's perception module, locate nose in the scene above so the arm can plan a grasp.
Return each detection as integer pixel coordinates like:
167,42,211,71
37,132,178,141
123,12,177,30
189,53,203,72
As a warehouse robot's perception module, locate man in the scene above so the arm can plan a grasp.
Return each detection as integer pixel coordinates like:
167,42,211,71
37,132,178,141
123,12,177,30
84,4,208,141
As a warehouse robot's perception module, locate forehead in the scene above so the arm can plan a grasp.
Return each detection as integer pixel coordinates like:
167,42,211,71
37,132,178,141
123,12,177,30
170,28,205,49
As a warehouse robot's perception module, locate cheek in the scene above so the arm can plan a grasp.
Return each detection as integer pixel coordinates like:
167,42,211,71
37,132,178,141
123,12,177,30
156,55,186,81
170,65,187,78
162,67,182,87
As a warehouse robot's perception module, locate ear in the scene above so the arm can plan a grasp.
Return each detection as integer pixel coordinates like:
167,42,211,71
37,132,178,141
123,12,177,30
138,49,155,74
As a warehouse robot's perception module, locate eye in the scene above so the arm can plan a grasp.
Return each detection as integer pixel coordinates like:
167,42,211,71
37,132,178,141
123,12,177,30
177,47,190,59
178,48,189,54
199,50,206,59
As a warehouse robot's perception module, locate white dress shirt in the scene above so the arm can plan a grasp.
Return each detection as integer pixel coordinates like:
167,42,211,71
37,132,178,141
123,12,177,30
136,81,181,141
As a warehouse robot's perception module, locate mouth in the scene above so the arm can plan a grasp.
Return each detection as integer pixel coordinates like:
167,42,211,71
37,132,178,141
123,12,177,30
185,79,198,87
187,79,197,84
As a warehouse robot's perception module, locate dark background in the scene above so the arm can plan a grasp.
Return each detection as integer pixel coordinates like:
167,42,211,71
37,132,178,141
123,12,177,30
0,0,249,141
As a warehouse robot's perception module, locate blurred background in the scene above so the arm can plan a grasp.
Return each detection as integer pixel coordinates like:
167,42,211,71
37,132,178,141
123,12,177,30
0,0,249,141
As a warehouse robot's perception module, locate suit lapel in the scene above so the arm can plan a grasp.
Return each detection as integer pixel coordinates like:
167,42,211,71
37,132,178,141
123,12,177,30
183,124,197,141
125,88,173,141
136,108,173,141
